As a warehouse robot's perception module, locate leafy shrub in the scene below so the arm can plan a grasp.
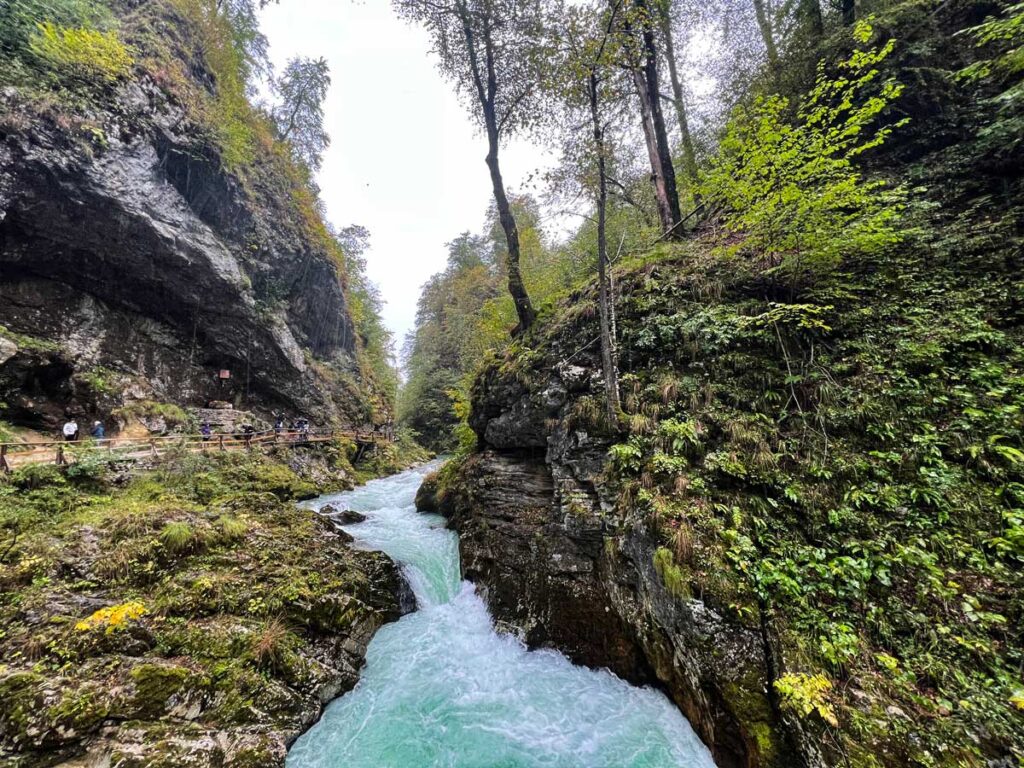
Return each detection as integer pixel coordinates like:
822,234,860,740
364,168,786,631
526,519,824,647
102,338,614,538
702,21,908,277
159,521,197,554
10,463,66,490
0,0,112,63
28,22,133,85
774,673,839,727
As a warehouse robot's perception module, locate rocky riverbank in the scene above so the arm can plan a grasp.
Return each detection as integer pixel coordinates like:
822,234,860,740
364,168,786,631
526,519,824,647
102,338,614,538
421,237,1024,768
0,441,427,767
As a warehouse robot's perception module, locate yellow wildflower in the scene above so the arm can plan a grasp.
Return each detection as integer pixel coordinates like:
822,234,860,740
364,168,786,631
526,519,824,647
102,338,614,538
75,601,147,634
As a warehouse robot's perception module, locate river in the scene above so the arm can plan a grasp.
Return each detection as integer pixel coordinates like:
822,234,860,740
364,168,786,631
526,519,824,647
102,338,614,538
286,462,718,768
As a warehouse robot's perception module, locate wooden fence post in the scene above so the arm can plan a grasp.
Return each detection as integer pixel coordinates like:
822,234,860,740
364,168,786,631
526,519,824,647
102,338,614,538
219,435,225,452
0,445,9,474
55,445,65,466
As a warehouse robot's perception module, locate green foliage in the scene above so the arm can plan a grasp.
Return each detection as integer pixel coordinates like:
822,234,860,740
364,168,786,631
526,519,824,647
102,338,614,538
0,0,114,71
28,21,133,85
400,197,591,449
956,2,1024,155
593,234,1024,763
773,673,838,727
332,225,399,412
113,400,190,429
958,2,1024,92
0,443,421,760
167,0,260,168
273,56,331,170
158,521,198,554
702,22,908,277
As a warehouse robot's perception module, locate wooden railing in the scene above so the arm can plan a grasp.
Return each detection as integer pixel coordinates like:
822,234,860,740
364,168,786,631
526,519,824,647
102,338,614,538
0,428,394,473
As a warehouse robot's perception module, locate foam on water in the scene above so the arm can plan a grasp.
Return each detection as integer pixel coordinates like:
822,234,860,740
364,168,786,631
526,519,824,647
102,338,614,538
287,463,717,768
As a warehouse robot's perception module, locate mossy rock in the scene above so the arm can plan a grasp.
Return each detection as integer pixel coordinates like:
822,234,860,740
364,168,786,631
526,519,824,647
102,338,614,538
129,662,198,719
0,671,111,750
414,470,440,512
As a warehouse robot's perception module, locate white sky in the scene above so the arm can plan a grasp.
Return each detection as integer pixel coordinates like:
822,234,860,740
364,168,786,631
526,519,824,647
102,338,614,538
259,1,554,350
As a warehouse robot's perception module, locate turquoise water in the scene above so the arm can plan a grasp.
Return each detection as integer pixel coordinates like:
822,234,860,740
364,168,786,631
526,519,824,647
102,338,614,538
287,463,717,768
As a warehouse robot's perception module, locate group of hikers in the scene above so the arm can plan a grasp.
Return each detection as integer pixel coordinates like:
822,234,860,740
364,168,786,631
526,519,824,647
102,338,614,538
198,416,312,441
61,418,104,442
57,414,392,444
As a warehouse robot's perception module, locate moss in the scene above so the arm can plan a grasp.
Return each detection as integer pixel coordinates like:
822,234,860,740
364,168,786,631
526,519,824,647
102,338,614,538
721,674,782,766
653,546,691,600
0,324,60,353
113,400,190,428
129,663,193,717
0,445,407,762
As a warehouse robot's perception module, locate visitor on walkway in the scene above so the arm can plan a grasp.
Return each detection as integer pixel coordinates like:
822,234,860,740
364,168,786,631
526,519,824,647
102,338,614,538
62,419,79,442
200,422,212,441
90,421,105,440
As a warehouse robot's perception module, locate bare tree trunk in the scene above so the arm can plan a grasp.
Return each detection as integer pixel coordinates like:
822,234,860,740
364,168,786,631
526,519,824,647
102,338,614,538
840,0,857,25
484,125,536,334
657,0,698,190
635,0,682,235
633,69,677,234
752,0,780,71
800,0,823,36
457,1,536,334
589,70,620,421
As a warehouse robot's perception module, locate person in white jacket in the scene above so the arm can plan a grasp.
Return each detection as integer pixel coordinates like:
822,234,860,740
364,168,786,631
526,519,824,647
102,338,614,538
62,419,79,442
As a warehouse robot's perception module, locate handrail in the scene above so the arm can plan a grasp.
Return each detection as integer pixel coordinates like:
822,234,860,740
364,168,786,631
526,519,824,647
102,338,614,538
0,427,395,472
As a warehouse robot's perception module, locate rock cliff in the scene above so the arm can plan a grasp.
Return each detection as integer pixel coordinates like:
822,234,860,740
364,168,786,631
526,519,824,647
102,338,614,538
0,1,381,433
436,371,792,768
428,229,1023,767
0,447,416,767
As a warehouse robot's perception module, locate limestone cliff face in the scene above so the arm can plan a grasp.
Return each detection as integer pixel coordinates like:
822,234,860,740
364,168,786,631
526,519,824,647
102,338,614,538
0,43,373,430
432,360,818,768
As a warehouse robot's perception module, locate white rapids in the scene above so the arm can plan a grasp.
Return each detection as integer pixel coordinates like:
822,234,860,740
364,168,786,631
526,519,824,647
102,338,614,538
286,462,718,768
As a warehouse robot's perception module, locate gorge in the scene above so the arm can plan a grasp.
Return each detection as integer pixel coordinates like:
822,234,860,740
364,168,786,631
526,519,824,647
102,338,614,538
2,0,1023,766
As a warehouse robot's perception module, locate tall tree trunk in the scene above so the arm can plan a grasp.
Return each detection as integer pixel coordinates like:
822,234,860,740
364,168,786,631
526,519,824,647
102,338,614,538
457,1,536,334
634,0,683,235
841,0,856,25
633,69,677,234
483,125,535,334
799,0,823,36
657,0,698,191
752,0,780,71
589,70,620,421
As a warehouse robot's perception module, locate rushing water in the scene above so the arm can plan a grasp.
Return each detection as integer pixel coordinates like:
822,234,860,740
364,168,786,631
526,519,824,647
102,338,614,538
287,463,717,768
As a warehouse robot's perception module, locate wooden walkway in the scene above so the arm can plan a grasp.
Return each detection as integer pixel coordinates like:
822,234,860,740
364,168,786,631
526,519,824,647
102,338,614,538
0,429,392,473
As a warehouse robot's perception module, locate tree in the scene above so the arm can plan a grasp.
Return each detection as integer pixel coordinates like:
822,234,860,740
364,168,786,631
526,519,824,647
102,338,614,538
619,0,683,236
551,1,624,419
751,0,779,71
273,56,331,171
798,0,824,38
221,0,271,84
394,0,543,333
656,0,699,193
399,232,500,448
701,22,908,277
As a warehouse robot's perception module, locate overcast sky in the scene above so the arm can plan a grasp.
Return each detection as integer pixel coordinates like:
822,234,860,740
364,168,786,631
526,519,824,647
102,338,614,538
259,1,554,353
